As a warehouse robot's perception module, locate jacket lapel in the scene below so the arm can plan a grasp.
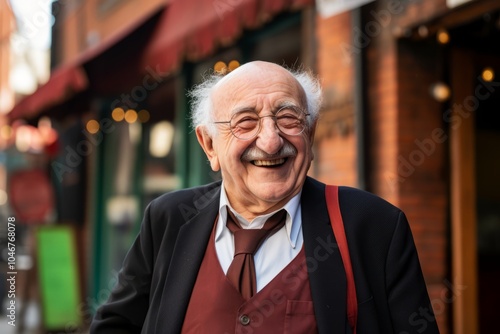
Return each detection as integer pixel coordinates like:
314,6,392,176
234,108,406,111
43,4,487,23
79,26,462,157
154,185,220,333
301,177,347,333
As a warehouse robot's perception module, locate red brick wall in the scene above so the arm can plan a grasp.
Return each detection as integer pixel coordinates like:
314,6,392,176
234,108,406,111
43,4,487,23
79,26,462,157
313,11,358,187
365,19,400,205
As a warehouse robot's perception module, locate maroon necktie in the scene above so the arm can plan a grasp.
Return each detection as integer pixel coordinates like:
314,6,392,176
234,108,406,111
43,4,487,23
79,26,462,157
226,208,287,300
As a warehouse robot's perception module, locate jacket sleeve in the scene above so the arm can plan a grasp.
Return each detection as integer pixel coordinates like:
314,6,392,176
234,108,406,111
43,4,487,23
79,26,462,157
385,212,440,333
90,202,155,334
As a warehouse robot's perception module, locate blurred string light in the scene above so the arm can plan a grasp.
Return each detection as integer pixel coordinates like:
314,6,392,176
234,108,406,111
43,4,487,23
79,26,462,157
86,120,100,134
214,60,241,75
138,109,150,123
430,82,451,102
228,60,240,72
112,107,125,122
481,67,495,82
214,61,226,74
125,109,138,123
82,106,152,138
111,108,149,123
437,29,450,44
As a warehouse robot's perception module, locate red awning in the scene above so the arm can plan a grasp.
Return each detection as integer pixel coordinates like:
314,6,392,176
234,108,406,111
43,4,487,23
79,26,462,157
141,0,314,74
7,65,88,121
7,4,165,121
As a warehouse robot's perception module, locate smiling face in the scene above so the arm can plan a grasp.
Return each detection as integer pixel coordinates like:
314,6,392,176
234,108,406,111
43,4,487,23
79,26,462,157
195,61,316,220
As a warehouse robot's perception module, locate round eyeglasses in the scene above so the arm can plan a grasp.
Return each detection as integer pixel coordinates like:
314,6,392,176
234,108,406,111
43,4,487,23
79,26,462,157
213,106,310,140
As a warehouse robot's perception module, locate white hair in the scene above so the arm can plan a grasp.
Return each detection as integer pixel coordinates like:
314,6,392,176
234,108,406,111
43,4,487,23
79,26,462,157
188,66,322,136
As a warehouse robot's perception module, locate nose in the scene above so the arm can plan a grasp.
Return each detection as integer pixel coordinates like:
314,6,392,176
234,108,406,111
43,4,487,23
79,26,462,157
255,116,283,154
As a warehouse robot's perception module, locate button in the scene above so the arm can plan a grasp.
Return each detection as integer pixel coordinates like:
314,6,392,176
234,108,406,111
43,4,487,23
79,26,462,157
239,314,250,326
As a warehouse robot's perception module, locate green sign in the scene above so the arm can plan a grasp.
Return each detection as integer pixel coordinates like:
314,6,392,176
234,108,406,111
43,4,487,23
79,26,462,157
36,226,82,330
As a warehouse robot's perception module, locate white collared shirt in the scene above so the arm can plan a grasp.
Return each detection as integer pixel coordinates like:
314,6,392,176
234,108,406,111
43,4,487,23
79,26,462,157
215,183,304,292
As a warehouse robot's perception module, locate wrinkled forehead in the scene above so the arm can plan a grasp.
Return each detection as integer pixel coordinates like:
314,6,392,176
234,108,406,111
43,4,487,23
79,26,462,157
211,62,306,116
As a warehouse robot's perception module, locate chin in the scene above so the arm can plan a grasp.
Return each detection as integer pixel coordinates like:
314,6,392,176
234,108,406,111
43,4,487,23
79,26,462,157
252,182,300,203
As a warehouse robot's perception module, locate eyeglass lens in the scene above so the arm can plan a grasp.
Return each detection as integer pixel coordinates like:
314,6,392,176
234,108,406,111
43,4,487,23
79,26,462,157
230,107,306,140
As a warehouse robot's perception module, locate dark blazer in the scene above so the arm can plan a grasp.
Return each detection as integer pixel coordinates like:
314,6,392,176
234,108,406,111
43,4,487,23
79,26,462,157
90,177,439,333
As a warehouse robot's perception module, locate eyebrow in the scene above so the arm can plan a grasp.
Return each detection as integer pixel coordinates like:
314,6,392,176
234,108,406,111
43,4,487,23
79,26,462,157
278,101,302,110
230,106,257,115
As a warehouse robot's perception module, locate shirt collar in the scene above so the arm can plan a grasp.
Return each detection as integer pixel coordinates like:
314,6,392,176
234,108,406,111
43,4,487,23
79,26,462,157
216,181,302,248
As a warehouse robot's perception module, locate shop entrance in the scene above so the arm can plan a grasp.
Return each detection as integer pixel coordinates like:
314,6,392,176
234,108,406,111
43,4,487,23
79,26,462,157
449,11,500,333
474,53,500,332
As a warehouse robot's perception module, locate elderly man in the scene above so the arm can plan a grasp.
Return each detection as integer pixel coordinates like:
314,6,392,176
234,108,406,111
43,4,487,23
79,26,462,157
91,61,439,333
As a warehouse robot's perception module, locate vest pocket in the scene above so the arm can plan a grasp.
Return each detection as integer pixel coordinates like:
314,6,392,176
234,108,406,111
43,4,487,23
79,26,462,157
284,300,318,334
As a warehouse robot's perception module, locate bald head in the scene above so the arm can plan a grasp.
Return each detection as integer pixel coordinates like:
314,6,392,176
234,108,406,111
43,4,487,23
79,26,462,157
213,61,305,93
189,61,322,136
211,61,307,120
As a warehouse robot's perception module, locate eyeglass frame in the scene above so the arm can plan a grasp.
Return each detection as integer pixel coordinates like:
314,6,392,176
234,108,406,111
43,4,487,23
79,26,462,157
212,105,311,140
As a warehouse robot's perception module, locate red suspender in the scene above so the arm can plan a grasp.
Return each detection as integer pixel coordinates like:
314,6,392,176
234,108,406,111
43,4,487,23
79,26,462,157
325,185,358,334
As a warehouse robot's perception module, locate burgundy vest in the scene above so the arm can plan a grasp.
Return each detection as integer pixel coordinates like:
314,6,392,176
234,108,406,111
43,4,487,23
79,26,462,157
181,224,318,334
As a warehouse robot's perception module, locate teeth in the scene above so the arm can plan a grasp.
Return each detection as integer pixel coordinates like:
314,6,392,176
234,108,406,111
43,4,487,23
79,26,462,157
253,158,285,166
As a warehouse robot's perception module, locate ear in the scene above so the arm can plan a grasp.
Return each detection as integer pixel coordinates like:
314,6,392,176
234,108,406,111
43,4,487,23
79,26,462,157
196,126,220,171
